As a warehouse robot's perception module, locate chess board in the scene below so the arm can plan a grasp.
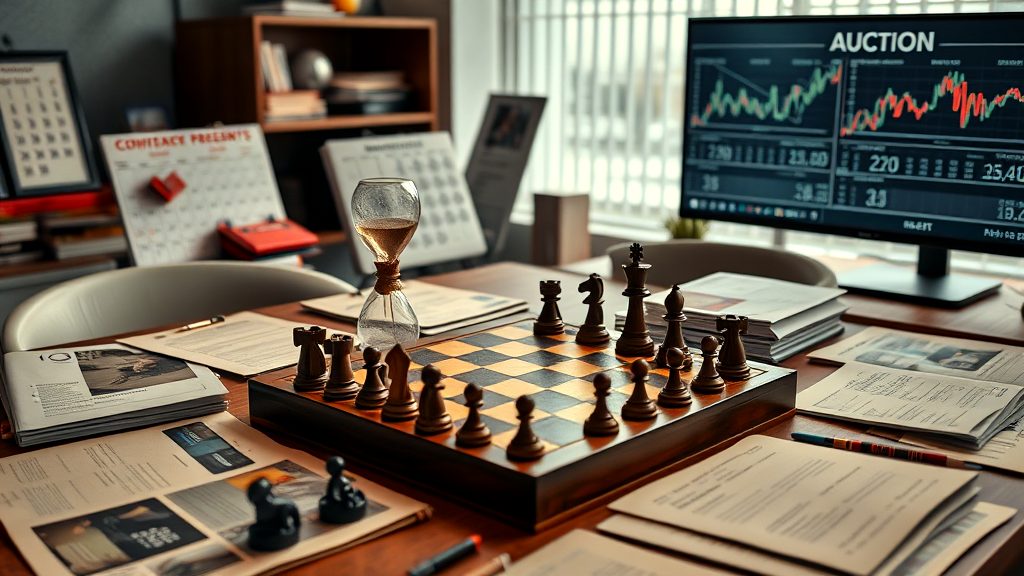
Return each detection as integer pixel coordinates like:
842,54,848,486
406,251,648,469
249,321,796,530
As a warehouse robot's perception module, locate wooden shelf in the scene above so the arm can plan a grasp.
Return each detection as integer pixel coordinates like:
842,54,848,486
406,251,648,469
262,111,435,133
253,15,436,30
315,230,348,246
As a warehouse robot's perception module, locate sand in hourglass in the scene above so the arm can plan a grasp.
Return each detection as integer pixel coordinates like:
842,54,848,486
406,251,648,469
355,217,419,261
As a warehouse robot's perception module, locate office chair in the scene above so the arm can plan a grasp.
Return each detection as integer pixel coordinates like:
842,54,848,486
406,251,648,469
2,261,356,351
606,239,838,288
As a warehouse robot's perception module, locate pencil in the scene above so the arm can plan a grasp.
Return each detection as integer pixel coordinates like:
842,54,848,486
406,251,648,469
791,432,982,470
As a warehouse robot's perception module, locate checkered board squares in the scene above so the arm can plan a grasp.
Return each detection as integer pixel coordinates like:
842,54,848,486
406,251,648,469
339,321,765,459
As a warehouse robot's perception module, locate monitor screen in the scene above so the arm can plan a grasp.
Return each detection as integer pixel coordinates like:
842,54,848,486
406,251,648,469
681,14,1024,258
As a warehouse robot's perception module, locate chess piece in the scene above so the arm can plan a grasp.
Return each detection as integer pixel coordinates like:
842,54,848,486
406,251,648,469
716,315,751,381
534,280,565,335
415,364,453,435
657,347,693,408
323,334,359,401
576,273,611,347
583,373,619,436
382,344,418,422
690,336,727,393
456,383,492,447
621,358,658,421
615,243,655,358
318,456,367,524
247,478,300,551
655,285,692,370
355,346,389,409
506,395,545,461
293,326,328,392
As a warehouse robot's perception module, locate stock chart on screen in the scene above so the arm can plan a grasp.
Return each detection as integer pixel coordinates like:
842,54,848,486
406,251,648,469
682,16,1024,253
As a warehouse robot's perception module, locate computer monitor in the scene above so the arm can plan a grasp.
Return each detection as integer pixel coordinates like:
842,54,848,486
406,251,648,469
680,13,1024,307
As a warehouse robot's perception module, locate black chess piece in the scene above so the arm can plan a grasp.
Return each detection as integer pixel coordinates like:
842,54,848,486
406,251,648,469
456,383,492,447
293,326,328,392
716,315,751,381
534,280,565,335
690,335,727,393
657,347,693,408
615,243,655,358
355,346,389,409
318,456,367,524
415,364,453,435
506,395,545,461
621,358,658,421
247,478,301,551
323,334,359,401
576,273,611,347
382,344,418,422
655,285,692,370
583,373,620,436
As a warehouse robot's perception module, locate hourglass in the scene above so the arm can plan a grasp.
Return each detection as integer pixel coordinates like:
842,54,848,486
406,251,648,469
352,178,421,350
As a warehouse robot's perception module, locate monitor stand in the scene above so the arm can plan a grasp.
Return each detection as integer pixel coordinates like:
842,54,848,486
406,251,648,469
838,246,1002,308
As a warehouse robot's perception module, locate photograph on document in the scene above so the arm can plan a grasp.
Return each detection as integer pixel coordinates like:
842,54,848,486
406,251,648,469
163,421,255,474
144,543,241,576
75,348,197,395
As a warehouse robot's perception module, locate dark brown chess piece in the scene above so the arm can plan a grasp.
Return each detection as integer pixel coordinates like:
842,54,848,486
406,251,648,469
415,364,453,435
716,315,751,381
615,243,655,358
506,395,545,461
621,358,658,421
655,285,692,370
583,373,619,436
657,347,693,408
292,326,328,392
534,280,565,335
690,335,726,393
576,273,611,347
456,383,492,447
323,334,359,401
382,344,418,422
355,346,389,409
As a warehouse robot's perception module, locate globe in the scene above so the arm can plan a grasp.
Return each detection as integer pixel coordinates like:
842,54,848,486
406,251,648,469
290,50,333,90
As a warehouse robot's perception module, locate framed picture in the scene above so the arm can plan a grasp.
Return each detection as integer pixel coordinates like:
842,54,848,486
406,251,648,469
0,51,99,197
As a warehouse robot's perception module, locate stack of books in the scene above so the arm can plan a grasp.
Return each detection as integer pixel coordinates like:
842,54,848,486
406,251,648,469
260,41,328,121
617,272,847,362
0,218,43,265
243,0,343,17
40,210,128,260
326,71,411,115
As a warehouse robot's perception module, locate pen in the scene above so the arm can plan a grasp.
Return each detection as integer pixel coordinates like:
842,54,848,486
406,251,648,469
463,553,511,576
409,535,482,576
791,432,982,470
177,315,225,332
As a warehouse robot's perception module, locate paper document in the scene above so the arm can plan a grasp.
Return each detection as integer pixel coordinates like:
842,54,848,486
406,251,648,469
0,412,430,576
879,414,1024,475
608,435,977,576
120,311,342,376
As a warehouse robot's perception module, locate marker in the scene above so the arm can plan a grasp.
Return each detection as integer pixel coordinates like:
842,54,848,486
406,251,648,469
409,535,482,576
791,432,981,470
177,315,225,332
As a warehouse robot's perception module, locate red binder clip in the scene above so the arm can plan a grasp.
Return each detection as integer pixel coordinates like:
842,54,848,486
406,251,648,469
149,171,187,202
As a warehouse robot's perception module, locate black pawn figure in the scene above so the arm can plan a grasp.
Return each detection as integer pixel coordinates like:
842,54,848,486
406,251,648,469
576,273,611,347
323,334,359,401
657,347,693,408
382,344,418,422
615,243,655,358
716,315,751,381
583,373,619,437
416,364,453,435
655,285,692,370
506,395,545,461
621,358,658,421
690,336,727,393
318,456,367,524
534,280,565,336
293,326,328,392
355,347,389,409
456,383,492,447
247,478,300,551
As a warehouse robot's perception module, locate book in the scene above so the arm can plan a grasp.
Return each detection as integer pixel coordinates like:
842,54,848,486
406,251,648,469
272,43,293,91
243,0,338,13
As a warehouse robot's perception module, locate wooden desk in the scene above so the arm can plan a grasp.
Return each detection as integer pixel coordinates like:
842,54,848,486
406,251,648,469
1,262,1022,576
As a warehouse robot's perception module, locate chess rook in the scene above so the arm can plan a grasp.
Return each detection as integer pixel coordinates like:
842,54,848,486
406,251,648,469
690,335,727,393
456,383,493,447
355,346,390,409
382,344,418,422
506,395,546,461
615,243,655,358
247,478,301,551
534,280,565,335
657,347,693,408
716,315,751,381
583,373,619,436
318,456,367,524
576,273,611,347
292,326,328,392
655,284,692,370
621,358,658,421
323,334,359,401
416,364,453,435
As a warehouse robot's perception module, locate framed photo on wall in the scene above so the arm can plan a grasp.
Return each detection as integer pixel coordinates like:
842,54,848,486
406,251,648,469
0,51,99,197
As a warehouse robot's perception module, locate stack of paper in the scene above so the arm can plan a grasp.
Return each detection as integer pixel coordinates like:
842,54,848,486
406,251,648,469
2,344,228,446
301,280,529,336
616,272,847,362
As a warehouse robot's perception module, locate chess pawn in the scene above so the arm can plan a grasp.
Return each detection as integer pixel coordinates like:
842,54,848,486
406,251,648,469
534,280,565,335
324,334,360,401
655,285,692,370
506,395,545,461
716,315,751,381
456,383,492,448
690,336,726,393
576,274,611,347
382,344,418,422
318,456,367,524
415,364,453,435
247,478,301,551
615,243,655,358
583,373,619,436
621,358,658,421
355,347,389,410
293,326,329,392
657,347,693,408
